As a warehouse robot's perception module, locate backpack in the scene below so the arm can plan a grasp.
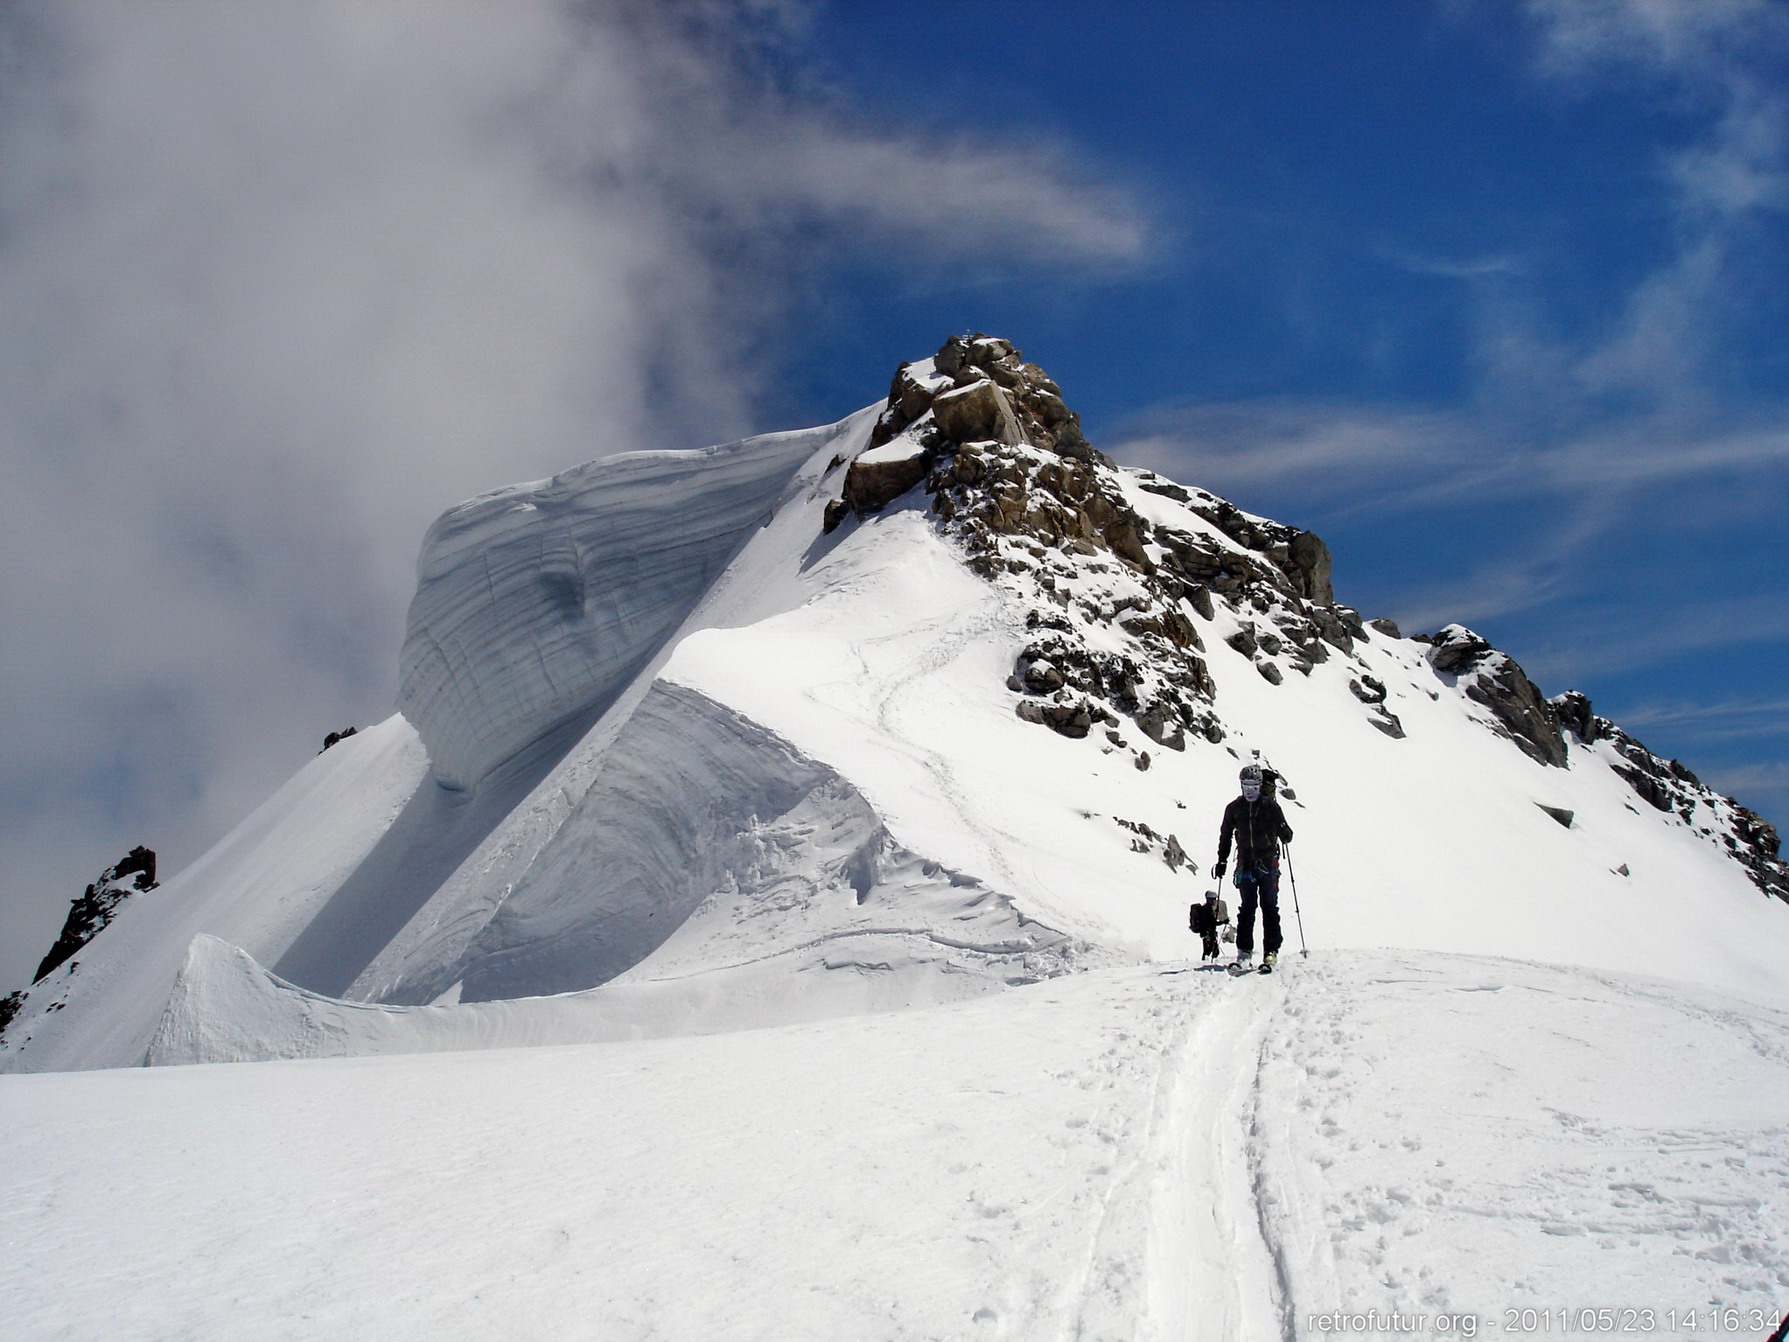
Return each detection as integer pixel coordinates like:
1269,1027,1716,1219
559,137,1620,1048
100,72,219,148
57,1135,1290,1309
1188,897,1231,934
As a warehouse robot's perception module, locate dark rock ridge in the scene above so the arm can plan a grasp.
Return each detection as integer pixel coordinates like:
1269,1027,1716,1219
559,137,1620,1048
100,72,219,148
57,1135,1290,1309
1549,690,1788,904
835,333,1371,759
921,339,1217,754
867,332,1098,461
1420,625,1567,768
321,726,359,752
829,333,1787,906
1412,632,1785,902
1114,816,1199,876
33,846,159,984
1347,673,1405,739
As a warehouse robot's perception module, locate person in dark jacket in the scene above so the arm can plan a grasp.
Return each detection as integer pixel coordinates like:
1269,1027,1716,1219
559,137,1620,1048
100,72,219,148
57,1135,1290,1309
1188,890,1230,962
1213,763,1293,970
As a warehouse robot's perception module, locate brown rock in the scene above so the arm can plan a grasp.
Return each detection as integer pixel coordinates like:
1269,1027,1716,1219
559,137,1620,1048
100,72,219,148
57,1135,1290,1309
932,378,1025,446
844,445,931,515
1287,530,1335,604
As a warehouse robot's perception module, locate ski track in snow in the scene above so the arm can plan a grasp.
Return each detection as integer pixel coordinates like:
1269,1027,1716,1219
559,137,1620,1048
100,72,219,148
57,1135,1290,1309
1126,966,1286,1342
8,950,1785,1342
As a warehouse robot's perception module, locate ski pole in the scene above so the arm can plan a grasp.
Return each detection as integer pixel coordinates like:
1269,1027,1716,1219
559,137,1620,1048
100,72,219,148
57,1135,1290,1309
1285,844,1308,959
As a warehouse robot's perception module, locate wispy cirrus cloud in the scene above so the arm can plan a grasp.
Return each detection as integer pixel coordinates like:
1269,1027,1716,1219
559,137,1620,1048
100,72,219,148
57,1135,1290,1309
1618,696,1789,742
1113,0,1789,674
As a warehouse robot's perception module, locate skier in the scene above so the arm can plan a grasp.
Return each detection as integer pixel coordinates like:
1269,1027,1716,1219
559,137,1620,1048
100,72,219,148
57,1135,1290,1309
1212,764,1294,973
1187,890,1230,962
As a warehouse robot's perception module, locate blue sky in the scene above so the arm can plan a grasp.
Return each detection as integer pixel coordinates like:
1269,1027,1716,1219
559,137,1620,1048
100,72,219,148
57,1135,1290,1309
0,1,1784,987
776,0,1789,823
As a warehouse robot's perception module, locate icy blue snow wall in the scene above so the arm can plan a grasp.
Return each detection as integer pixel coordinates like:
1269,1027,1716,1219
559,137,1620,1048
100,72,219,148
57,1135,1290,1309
398,427,833,791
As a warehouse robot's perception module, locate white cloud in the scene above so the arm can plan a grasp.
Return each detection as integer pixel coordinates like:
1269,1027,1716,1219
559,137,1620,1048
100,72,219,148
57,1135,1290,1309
0,0,1144,986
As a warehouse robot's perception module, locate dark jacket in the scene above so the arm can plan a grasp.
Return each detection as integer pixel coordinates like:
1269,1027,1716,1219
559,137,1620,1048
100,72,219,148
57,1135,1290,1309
1217,796,1293,871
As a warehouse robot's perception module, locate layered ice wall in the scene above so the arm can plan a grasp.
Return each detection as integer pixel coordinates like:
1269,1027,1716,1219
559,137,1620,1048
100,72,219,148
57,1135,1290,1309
398,427,831,791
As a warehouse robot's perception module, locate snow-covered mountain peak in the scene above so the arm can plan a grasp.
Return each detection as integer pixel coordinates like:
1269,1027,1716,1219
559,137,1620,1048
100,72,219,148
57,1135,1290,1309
833,334,1785,910
4,334,1787,1075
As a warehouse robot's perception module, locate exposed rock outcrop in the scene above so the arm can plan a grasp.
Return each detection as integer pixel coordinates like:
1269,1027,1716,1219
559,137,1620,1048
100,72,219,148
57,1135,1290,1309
1349,674,1406,739
843,439,932,516
829,333,1785,911
321,726,359,752
833,334,1380,758
929,432,1220,752
1424,625,1567,768
1114,816,1199,876
1550,691,1789,904
1549,690,1598,745
931,378,1024,447
33,846,159,984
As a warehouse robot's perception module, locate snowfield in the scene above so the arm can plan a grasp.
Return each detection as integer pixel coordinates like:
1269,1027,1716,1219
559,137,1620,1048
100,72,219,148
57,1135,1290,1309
4,952,1786,1341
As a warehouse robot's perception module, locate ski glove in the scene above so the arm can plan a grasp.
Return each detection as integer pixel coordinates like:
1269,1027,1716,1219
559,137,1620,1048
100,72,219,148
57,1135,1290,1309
1212,860,1227,880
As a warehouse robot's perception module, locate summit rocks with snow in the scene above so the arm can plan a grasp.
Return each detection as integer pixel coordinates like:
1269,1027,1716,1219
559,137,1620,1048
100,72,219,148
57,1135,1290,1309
4,336,1788,1338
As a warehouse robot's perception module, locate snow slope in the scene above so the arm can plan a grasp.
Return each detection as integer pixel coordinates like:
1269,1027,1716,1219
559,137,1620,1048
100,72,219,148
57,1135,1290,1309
4,953,1785,1341
0,714,427,1070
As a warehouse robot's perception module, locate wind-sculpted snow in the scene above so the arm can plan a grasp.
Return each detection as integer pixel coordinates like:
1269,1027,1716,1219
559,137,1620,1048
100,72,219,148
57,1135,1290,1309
375,680,1088,1012
150,894,1073,1065
150,683,1096,1065
398,425,839,791
444,684,1084,1003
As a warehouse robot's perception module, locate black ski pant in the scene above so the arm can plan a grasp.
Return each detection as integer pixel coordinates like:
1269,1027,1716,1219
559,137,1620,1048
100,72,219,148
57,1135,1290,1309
1235,860,1282,958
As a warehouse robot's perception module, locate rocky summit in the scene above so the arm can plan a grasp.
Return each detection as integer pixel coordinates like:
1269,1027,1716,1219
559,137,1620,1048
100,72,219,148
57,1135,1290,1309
834,334,1785,908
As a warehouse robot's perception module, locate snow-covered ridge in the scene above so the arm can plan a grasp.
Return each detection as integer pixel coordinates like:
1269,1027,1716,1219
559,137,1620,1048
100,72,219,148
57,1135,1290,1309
829,333,1785,907
4,333,1788,1077
347,679,1096,1013
5,333,1788,1340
